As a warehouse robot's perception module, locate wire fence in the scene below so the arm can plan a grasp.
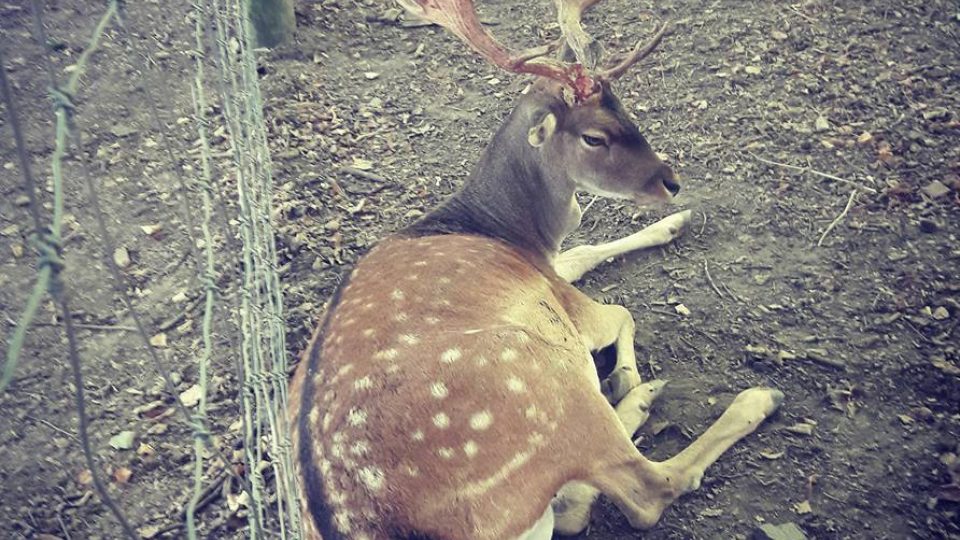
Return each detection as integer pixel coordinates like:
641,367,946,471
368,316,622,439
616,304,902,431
1,0,300,537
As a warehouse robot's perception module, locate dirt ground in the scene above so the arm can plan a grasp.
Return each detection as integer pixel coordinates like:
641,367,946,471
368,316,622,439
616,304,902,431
1,0,959,538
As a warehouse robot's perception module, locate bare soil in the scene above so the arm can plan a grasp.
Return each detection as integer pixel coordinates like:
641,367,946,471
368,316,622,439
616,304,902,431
1,1,959,539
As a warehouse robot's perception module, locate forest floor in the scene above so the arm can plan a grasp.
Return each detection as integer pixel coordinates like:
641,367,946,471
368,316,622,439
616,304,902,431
1,0,959,538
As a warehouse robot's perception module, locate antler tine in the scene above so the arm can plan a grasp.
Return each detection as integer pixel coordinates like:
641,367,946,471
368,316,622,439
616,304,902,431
598,22,669,80
397,0,599,100
554,0,603,69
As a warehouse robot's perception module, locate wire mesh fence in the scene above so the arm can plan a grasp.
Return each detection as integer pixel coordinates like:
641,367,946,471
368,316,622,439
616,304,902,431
1,1,301,537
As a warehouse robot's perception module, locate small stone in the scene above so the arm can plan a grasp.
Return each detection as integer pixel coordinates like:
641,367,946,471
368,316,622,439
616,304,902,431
14,195,30,207
753,522,807,540
770,30,788,41
932,306,950,320
363,72,380,80
675,303,691,317
744,65,761,75
113,246,132,269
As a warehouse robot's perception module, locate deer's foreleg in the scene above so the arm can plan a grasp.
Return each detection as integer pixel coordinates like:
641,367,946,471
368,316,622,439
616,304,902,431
554,209,692,283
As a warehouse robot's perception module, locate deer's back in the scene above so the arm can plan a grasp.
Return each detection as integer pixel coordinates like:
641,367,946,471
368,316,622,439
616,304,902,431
290,234,596,539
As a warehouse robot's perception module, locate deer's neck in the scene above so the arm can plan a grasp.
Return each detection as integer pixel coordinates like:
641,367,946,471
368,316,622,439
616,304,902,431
409,121,579,263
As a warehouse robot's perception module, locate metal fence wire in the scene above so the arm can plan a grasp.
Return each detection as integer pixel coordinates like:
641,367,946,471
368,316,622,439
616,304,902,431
1,0,302,538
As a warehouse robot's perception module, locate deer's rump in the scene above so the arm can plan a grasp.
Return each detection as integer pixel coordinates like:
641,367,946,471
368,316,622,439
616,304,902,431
289,234,596,539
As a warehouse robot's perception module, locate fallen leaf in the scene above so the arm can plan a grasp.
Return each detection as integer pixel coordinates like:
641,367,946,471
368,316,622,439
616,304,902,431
180,384,203,408
149,333,168,348
77,469,93,485
675,303,691,316
785,422,815,436
139,525,161,539
109,430,137,450
760,450,785,460
140,224,164,237
113,466,133,484
793,500,812,515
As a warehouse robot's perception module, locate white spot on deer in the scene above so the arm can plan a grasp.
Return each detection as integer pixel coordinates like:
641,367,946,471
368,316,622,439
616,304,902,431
362,328,375,338
330,442,345,459
405,464,420,477
393,312,409,322
342,317,357,327
334,510,352,533
359,466,385,492
475,355,489,367
337,364,355,377
329,490,347,505
406,274,419,281
463,440,479,458
425,316,440,325
373,348,398,361
354,376,373,391
528,432,545,446
363,302,375,310
438,277,452,285
347,408,367,427
525,405,538,420
470,410,493,431
438,447,455,460
386,364,400,374
515,330,531,344
320,458,332,476
441,348,462,364
411,429,425,441
391,289,405,301
414,260,428,267
322,390,333,404
433,412,450,429
506,375,526,393
430,381,449,399
334,334,344,345
309,406,321,426
322,412,333,432
350,440,370,457
500,348,518,362
398,333,420,346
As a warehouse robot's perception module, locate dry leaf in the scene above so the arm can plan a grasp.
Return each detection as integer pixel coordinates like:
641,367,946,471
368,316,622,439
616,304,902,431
113,466,133,484
77,469,93,485
113,246,131,269
149,333,168,348
793,500,812,514
179,384,203,408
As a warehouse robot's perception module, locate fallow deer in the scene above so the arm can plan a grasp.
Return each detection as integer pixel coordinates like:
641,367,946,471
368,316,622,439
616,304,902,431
288,1,783,538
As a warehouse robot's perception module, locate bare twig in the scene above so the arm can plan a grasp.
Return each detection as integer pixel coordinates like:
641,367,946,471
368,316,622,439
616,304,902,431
751,154,878,194
703,259,724,298
340,166,387,183
817,189,859,247
33,322,138,332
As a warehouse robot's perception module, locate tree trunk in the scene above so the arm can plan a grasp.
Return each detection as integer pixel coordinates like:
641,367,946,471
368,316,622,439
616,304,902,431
247,0,296,48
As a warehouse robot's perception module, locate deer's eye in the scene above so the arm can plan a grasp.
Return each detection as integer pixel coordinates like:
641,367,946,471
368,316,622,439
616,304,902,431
581,134,607,148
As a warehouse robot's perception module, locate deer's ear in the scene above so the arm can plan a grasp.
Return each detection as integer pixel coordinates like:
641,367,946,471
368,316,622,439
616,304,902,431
527,112,557,147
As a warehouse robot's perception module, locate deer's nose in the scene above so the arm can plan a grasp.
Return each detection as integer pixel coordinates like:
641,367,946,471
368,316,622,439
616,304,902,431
657,166,681,196
663,176,681,196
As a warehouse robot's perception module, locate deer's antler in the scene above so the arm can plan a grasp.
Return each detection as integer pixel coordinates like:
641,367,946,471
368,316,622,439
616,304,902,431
397,0,666,102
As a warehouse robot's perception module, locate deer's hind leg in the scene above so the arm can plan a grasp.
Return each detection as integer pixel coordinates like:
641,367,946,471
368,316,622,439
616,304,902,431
552,380,665,535
589,387,784,531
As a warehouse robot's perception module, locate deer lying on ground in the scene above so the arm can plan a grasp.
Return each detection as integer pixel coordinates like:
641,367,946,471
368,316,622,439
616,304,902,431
288,1,783,538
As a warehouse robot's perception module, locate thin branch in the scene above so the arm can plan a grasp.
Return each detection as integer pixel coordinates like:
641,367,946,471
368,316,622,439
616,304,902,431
817,189,859,247
751,154,878,194
703,259,724,298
